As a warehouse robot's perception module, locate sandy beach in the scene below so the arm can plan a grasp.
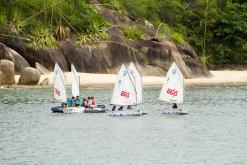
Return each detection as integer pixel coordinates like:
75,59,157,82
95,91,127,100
28,70,247,87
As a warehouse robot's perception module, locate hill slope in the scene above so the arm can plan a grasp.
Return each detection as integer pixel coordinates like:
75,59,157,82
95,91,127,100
0,0,246,77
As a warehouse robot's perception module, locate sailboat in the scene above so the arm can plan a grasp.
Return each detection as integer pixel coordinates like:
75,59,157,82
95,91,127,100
70,64,107,113
105,63,145,116
51,63,84,113
159,62,188,114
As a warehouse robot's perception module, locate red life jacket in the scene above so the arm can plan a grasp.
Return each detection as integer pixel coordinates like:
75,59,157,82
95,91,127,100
83,101,88,107
92,99,96,105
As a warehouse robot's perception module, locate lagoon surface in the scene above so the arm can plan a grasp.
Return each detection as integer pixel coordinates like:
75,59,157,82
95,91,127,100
0,86,247,165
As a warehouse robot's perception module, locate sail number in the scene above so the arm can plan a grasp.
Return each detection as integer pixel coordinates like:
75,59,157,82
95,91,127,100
55,88,61,96
120,91,130,98
167,88,178,97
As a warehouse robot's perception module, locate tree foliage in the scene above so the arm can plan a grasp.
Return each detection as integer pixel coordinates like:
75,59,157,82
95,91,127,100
0,0,246,67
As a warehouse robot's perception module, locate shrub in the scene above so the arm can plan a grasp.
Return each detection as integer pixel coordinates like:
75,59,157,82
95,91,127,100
76,31,109,46
29,25,57,48
10,9,27,32
121,25,144,40
200,54,211,66
171,32,184,44
0,11,7,27
54,26,68,41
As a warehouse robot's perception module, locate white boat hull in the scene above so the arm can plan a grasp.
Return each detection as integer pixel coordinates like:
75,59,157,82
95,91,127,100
51,106,85,114
63,107,85,114
105,109,146,116
161,108,188,115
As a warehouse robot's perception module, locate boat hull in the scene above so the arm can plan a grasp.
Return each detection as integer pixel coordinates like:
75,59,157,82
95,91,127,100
51,105,107,113
84,105,107,113
51,106,85,113
105,110,146,116
161,109,188,115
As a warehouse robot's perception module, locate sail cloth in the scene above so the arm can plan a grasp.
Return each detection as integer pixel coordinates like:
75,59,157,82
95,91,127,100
127,62,143,104
159,62,184,104
110,64,137,106
54,63,67,103
71,64,80,97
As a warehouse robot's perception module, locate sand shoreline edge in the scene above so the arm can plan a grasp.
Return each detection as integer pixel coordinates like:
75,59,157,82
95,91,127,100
1,70,246,88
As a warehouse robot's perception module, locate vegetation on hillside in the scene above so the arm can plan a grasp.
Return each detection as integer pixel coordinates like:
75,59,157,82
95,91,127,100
0,0,109,48
0,0,246,68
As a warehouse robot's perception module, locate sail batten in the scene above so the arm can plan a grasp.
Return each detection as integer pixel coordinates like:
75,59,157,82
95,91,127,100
159,62,184,104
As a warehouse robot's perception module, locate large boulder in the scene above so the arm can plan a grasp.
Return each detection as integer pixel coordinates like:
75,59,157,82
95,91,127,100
138,64,164,76
0,37,69,71
39,77,49,85
0,43,30,74
132,39,212,78
35,62,49,75
176,43,212,77
18,67,41,85
0,59,15,85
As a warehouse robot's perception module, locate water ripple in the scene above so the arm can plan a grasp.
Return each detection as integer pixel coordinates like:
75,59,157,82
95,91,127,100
0,86,247,165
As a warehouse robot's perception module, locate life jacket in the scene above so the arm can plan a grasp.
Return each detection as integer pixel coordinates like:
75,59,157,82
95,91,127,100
75,98,82,106
92,99,96,105
87,99,92,107
83,101,88,107
71,99,75,106
67,98,71,107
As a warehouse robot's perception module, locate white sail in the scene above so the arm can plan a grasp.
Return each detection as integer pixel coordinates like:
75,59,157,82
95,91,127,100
159,62,184,104
110,64,137,105
54,63,67,103
71,64,80,97
127,62,143,104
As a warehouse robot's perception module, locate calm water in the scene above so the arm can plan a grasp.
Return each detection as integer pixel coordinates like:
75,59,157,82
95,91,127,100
0,86,246,165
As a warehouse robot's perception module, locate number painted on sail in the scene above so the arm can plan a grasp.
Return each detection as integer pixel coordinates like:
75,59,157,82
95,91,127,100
110,64,137,105
120,91,130,98
53,63,67,103
55,88,61,96
159,62,184,103
166,88,178,97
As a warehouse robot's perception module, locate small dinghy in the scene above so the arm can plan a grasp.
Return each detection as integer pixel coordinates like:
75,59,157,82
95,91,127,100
71,64,106,113
161,108,188,115
105,62,145,116
51,63,84,114
84,105,107,113
51,106,85,113
51,63,107,113
106,106,146,116
159,62,188,115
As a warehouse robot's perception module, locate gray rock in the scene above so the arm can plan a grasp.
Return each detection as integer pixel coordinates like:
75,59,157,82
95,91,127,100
0,59,15,85
139,65,165,76
39,78,49,85
35,62,49,75
18,67,41,85
0,71,2,85
0,43,30,74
